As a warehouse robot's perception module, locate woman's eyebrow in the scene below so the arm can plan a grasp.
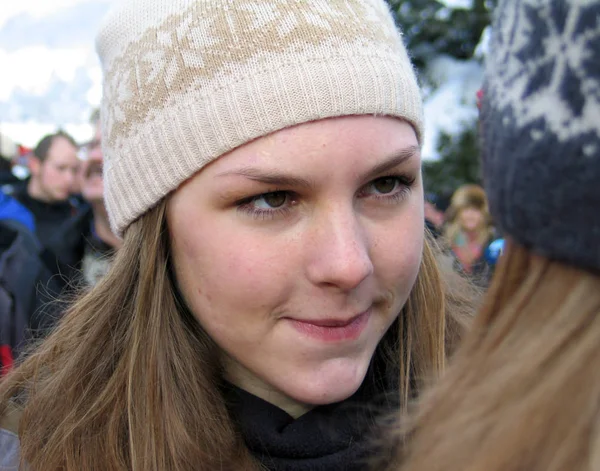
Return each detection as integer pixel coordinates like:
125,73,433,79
363,146,420,181
215,145,420,188
216,167,315,189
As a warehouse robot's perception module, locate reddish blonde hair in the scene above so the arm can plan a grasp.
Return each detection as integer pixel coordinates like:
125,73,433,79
386,240,600,471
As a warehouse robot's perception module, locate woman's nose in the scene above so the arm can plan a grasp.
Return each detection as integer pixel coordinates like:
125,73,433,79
305,206,374,291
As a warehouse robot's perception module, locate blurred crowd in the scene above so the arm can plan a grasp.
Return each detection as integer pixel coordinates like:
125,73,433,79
0,111,121,371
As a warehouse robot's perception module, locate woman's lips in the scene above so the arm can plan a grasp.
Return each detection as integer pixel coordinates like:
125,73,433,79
286,310,371,342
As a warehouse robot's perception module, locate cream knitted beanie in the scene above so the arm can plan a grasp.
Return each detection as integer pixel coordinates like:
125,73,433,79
96,0,424,235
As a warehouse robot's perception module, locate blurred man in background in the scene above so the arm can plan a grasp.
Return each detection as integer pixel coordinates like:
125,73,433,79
13,131,80,248
49,110,121,288
0,133,64,371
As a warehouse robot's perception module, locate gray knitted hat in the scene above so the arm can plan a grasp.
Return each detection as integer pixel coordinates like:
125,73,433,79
96,0,423,236
482,0,600,273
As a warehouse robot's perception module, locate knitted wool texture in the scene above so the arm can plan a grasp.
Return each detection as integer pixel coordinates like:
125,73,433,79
482,0,600,273
96,0,424,235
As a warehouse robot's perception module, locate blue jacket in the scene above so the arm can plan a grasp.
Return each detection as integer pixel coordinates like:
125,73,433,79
0,193,35,233
0,428,19,469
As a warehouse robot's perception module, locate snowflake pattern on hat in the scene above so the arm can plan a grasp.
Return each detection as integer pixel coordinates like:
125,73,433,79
482,0,600,274
486,0,600,153
96,0,423,235
100,0,399,149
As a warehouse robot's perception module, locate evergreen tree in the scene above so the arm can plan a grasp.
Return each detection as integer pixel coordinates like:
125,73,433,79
387,0,495,67
422,127,482,197
386,0,496,196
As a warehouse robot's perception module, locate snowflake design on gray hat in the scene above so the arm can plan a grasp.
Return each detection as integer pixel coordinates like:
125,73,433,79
487,0,600,151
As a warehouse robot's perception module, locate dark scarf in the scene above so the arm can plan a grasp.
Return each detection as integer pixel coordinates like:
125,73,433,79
223,351,398,471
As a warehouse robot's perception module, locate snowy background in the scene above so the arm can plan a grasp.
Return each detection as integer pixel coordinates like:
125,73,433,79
0,0,487,159
0,0,115,148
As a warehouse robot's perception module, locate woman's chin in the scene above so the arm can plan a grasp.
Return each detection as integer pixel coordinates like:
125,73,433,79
279,364,369,408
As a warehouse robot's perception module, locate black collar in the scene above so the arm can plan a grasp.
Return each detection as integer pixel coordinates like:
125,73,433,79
223,353,398,471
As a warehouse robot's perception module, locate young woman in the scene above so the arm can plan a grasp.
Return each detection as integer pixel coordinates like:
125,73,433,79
444,184,495,282
385,0,600,470
0,1,474,469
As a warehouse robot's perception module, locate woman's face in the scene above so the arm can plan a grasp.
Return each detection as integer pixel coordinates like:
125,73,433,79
168,116,424,416
459,207,484,233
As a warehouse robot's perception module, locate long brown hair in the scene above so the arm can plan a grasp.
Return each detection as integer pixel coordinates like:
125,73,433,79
0,201,473,470
389,240,600,471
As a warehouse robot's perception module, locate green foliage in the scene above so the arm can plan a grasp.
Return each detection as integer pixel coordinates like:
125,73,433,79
384,0,495,196
386,0,496,69
422,126,482,197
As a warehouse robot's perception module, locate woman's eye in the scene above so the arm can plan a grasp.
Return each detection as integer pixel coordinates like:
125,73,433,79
237,191,297,220
365,176,402,196
254,191,288,209
358,175,415,201
371,177,399,194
